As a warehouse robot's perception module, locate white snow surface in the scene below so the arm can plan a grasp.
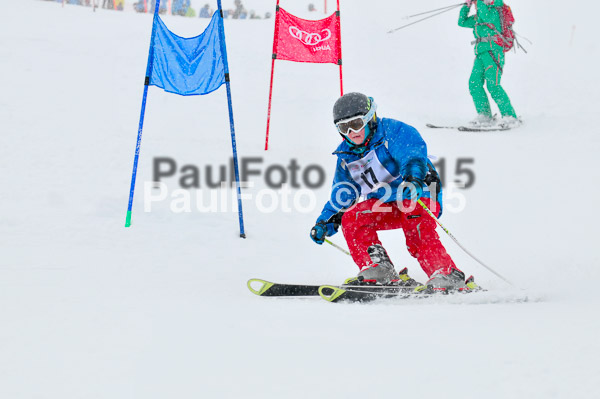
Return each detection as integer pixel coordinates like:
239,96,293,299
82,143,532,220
1,1,600,398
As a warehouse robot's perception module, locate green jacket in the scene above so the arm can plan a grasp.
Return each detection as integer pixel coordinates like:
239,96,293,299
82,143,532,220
458,0,504,55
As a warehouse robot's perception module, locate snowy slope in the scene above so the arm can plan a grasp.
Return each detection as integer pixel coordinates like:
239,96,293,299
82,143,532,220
1,1,599,398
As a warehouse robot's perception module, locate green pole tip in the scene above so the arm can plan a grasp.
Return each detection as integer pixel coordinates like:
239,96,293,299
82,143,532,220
125,211,132,227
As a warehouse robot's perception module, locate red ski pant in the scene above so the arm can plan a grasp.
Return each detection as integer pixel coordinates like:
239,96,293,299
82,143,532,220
341,198,458,277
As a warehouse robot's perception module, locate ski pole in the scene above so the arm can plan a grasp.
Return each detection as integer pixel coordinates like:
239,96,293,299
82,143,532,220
324,238,351,257
513,30,531,54
417,199,515,286
514,30,533,45
388,4,463,34
404,3,465,19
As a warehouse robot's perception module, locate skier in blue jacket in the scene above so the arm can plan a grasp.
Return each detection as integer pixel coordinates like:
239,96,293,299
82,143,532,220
310,93,474,292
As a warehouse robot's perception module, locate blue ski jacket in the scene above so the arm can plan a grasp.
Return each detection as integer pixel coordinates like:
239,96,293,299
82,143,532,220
316,118,443,225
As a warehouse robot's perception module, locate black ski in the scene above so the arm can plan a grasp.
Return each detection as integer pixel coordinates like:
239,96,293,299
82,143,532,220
248,278,528,304
426,123,512,132
247,279,417,298
457,126,511,132
426,123,457,129
247,279,324,297
319,285,421,303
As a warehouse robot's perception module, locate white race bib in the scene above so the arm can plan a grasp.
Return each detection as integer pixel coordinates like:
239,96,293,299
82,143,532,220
346,149,399,195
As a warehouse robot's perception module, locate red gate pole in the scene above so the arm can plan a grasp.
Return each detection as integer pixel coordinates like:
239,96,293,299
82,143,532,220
337,0,343,95
264,1,281,150
264,58,276,150
339,63,344,96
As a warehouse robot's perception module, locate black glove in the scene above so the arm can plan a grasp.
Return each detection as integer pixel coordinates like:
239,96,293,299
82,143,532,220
310,222,338,245
309,211,344,245
403,176,425,201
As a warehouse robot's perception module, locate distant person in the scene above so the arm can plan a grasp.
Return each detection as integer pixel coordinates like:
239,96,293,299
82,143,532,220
149,0,167,14
264,12,271,19
232,0,247,19
102,0,113,9
308,3,316,12
458,0,519,128
133,1,145,12
186,5,196,17
199,3,213,18
172,0,190,16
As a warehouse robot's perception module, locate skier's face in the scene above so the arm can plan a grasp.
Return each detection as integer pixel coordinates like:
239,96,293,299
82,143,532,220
347,127,366,144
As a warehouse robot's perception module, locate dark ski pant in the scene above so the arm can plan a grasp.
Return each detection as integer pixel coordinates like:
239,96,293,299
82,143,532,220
341,198,458,278
469,50,517,118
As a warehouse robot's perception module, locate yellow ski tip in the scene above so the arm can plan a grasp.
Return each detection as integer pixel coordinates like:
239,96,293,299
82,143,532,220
318,285,347,302
247,279,274,296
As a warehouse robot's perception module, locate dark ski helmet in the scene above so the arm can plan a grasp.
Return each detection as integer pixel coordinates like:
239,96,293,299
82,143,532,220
333,92,373,124
332,92,378,147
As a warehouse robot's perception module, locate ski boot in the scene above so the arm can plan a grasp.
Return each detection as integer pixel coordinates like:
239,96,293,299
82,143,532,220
461,275,482,292
346,244,399,285
468,114,496,128
497,116,522,129
413,268,467,294
344,266,420,287
397,267,421,288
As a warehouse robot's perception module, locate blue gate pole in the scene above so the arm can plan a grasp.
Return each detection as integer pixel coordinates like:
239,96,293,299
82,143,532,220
125,0,162,227
216,2,246,238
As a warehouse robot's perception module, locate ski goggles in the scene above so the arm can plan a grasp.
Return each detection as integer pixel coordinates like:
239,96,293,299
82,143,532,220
335,100,377,136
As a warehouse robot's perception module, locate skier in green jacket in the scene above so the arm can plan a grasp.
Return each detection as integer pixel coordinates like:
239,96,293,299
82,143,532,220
459,0,519,128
